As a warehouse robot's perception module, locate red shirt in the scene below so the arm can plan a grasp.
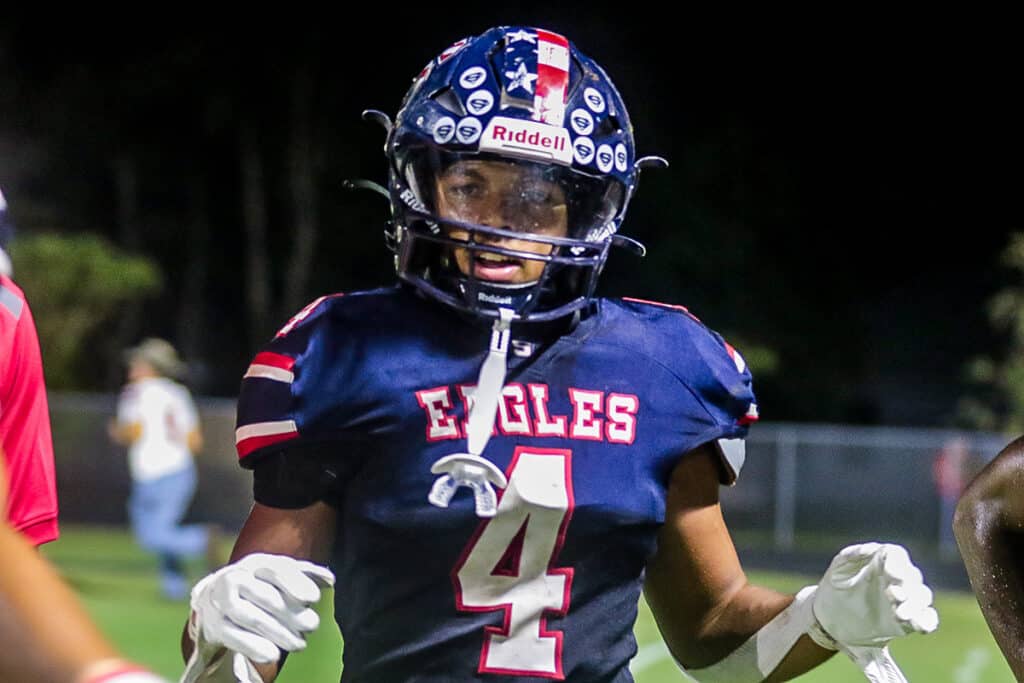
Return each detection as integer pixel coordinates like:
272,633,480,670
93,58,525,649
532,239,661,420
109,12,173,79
0,274,59,545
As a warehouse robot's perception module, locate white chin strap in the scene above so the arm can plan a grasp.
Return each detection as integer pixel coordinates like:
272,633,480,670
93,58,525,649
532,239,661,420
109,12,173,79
428,308,513,517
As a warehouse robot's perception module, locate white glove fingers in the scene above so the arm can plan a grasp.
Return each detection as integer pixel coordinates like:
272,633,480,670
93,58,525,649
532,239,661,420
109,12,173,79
232,652,267,683
236,574,289,614
224,598,308,653
882,550,922,586
885,576,932,608
828,543,883,587
212,623,282,664
237,553,335,587
252,565,327,604
903,582,934,608
233,577,319,636
838,542,883,560
298,561,336,587
279,590,322,632
907,606,940,634
894,585,937,631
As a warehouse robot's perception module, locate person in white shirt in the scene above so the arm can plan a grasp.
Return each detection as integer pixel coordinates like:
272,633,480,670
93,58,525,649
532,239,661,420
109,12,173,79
108,337,213,600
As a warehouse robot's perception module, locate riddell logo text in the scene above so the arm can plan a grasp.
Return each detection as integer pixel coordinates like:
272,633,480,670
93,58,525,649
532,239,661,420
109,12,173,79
415,382,639,444
479,117,573,164
487,125,566,152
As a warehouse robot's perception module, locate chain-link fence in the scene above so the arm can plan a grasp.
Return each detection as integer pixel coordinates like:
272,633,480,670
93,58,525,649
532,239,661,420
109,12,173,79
49,392,1009,585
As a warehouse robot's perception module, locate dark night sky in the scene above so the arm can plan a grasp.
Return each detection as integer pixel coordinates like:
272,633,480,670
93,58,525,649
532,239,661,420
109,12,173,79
1,12,1019,426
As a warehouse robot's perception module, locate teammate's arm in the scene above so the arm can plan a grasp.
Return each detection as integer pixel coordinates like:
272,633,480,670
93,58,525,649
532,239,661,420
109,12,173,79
180,501,337,683
953,435,1024,680
643,443,834,681
0,450,169,683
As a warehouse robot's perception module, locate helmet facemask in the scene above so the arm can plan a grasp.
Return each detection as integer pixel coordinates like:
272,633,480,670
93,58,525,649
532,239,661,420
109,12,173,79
390,144,625,321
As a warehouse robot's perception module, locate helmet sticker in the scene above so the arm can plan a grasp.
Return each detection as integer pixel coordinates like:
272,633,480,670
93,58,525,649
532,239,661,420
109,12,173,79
414,61,434,86
439,38,469,64
466,90,495,116
479,116,573,165
573,137,595,165
614,143,629,172
596,144,614,173
459,66,487,89
569,108,594,136
506,28,537,44
534,29,570,125
455,117,483,144
505,61,538,95
583,87,606,113
433,116,457,144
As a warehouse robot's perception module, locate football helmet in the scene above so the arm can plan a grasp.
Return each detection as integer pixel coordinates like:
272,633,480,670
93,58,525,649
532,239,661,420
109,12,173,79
382,26,658,322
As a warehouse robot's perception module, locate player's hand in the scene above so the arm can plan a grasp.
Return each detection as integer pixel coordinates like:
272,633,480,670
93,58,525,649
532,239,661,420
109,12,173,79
812,542,939,649
181,553,334,683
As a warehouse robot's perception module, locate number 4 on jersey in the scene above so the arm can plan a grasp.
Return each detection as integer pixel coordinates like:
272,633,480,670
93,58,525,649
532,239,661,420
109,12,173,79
453,448,574,678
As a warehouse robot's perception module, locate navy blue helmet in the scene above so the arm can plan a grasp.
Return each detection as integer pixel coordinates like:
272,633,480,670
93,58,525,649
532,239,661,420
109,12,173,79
382,26,657,323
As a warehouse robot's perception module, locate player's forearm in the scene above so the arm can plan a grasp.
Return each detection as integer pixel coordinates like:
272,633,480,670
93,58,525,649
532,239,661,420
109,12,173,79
697,584,834,678
0,523,120,679
954,495,1024,678
761,635,834,682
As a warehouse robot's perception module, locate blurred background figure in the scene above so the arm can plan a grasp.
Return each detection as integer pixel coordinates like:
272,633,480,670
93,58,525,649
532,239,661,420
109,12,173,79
0,186,60,548
932,435,974,560
107,337,216,600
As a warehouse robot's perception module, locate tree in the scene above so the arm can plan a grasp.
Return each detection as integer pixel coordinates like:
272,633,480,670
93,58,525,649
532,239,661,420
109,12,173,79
9,234,161,390
959,232,1024,433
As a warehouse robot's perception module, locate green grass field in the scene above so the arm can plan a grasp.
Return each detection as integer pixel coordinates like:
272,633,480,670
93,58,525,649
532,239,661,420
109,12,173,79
42,525,1013,682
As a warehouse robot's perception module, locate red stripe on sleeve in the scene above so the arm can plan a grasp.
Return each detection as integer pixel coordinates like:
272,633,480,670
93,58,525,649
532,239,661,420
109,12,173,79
237,431,299,459
252,351,296,371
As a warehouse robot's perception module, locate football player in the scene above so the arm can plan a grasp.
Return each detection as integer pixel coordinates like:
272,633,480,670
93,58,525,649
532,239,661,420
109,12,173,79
954,435,1024,680
180,26,938,683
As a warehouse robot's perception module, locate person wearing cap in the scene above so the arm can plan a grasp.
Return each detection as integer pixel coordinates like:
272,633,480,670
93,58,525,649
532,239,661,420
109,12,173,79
108,337,212,600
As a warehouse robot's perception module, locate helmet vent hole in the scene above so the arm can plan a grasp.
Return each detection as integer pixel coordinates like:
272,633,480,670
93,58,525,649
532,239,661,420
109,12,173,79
431,87,466,116
594,114,621,138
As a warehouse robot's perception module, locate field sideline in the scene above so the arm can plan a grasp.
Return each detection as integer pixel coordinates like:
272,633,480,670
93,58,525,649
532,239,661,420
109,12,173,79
42,525,1013,682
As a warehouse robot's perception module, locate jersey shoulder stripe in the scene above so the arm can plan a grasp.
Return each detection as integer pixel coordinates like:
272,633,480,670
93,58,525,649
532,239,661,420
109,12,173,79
236,419,299,457
244,352,296,383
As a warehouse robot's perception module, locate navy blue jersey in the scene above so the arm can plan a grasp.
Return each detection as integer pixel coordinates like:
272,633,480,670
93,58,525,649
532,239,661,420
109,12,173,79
235,286,757,683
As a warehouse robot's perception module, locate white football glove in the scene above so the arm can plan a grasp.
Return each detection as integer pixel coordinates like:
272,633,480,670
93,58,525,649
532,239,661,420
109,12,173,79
809,542,939,683
180,553,335,683
812,542,938,646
